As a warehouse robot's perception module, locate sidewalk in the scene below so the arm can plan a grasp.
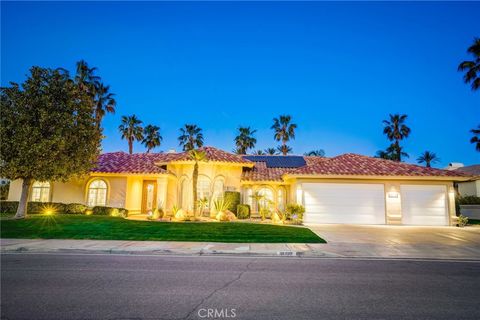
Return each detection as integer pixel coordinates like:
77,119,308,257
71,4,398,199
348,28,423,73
2,238,480,260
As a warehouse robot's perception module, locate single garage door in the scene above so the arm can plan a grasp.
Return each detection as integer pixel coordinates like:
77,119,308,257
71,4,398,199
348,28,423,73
303,183,386,224
400,185,448,226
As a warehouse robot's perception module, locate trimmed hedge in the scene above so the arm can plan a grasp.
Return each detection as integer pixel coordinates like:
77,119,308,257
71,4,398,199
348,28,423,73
65,203,89,215
92,206,128,217
236,204,250,219
224,191,240,214
0,201,18,214
458,196,480,205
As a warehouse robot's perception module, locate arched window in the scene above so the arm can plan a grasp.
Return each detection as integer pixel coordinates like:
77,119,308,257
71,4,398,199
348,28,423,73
277,187,286,211
258,187,274,210
31,181,50,202
197,176,211,204
87,179,107,207
244,188,253,207
212,178,224,201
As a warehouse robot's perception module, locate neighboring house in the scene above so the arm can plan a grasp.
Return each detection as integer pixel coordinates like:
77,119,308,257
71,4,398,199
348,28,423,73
7,147,470,226
452,164,480,197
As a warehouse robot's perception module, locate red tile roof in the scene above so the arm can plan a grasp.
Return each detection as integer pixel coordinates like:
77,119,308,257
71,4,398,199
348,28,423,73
165,146,253,164
241,153,470,182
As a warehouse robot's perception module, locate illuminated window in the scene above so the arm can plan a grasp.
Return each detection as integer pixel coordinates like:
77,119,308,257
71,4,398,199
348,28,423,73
197,176,211,203
212,178,224,201
258,187,274,210
244,188,253,207
31,181,50,202
277,187,286,211
87,179,107,207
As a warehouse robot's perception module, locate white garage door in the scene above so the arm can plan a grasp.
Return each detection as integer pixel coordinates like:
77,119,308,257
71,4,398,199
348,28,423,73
400,185,448,226
303,183,386,224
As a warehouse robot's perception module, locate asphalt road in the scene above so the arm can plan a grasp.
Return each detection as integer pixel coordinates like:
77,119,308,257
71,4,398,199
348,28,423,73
1,254,480,320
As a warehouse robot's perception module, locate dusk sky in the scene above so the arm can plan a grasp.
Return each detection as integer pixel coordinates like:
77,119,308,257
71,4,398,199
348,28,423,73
2,1,479,167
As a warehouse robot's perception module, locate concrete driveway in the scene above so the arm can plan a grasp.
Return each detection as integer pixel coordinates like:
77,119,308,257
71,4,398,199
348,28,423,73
306,224,480,260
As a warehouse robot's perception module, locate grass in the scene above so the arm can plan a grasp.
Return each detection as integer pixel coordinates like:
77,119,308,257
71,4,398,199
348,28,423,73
0,214,325,243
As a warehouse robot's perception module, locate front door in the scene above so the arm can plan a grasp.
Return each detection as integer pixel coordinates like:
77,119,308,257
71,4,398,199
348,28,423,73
141,180,157,214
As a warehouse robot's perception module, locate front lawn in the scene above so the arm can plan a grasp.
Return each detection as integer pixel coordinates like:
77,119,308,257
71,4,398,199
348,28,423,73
0,214,325,243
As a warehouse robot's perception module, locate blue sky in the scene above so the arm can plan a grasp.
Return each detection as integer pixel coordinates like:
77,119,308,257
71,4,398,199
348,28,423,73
2,1,479,167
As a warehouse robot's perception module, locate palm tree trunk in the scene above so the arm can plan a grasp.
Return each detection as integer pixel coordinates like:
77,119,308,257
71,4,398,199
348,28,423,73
426,161,431,168
192,162,198,217
395,140,401,162
282,140,286,155
15,178,32,219
128,138,133,154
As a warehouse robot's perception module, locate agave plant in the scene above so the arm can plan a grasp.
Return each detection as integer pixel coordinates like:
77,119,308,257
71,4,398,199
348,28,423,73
195,197,209,219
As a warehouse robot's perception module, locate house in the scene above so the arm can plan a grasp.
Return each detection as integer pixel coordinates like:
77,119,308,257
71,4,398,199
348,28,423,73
7,147,470,226
446,163,480,197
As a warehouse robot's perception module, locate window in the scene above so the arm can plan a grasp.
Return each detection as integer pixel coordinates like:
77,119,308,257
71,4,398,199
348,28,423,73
258,187,274,210
277,187,286,211
212,178,224,201
31,181,50,202
244,188,253,207
87,179,107,207
197,176,211,204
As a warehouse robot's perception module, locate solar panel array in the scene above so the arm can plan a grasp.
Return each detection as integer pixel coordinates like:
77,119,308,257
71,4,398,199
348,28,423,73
243,155,307,168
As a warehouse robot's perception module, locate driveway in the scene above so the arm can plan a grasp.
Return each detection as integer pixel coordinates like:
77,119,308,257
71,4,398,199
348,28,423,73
306,224,480,260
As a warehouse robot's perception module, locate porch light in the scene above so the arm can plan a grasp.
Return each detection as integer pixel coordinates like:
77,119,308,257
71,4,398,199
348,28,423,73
387,192,399,199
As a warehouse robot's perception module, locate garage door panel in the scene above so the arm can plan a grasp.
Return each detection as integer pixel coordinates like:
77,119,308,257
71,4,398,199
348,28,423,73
303,183,385,225
401,185,447,226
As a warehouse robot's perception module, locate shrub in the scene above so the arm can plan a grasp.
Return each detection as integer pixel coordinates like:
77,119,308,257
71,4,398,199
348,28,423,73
236,204,250,219
27,202,66,214
0,201,18,213
458,196,480,205
286,203,305,224
0,182,10,200
457,214,469,227
65,203,88,214
259,207,270,221
92,206,128,217
224,191,240,213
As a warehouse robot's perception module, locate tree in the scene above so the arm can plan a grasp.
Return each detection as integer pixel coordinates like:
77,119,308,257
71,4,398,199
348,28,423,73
253,150,265,155
178,124,204,151
382,114,411,161
458,38,480,91
417,151,440,168
264,148,278,155
375,150,394,160
190,149,206,218
119,115,144,154
234,126,257,154
74,60,99,94
305,150,325,157
93,83,116,130
470,125,480,152
271,115,297,155
0,66,101,219
142,125,162,153
276,145,292,155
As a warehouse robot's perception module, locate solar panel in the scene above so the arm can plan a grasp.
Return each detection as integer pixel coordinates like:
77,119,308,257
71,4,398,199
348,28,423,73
243,156,306,168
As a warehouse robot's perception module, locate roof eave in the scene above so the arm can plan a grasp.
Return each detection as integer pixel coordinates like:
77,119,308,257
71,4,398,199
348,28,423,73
283,174,472,181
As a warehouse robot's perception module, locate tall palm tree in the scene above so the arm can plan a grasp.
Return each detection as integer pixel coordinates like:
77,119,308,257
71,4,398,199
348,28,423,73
234,126,257,154
375,150,394,160
93,83,116,129
190,149,206,217
119,115,144,154
382,114,411,161
276,145,292,155
385,143,409,161
305,150,325,157
417,151,440,168
74,60,99,95
271,115,297,155
178,124,204,151
458,38,480,91
471,125,480,152
142,125,162,153
264,148,278,155
253,150,265,155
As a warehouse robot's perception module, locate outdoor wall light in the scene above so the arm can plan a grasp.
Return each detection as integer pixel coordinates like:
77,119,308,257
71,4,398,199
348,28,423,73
388,192,399,199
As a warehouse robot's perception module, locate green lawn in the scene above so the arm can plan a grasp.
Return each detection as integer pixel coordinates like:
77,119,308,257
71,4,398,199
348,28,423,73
0,214,325,243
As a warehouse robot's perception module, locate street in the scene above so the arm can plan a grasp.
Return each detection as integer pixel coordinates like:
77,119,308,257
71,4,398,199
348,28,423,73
1,253,480,320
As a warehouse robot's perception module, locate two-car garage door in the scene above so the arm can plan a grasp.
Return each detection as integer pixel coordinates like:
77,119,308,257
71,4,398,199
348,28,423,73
303,183,448,225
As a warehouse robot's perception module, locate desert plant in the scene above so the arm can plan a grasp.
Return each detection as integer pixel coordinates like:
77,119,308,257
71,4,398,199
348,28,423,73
196,197,209,218
236,204,250,219
286,203,305,224
213,198,234,221
250,191,265,213
172,204,186,221
259,207,270,221
457,214,469,227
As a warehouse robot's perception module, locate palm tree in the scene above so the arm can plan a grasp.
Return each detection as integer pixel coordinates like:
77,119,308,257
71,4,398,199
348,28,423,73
178,124,204,151
382,114,411,161
264,148,278,155
276,145,292,155
305,150,325,157
93,83,116,129
385,143,409,161
417,151,440,168
74,60,99,95
253,150,265,155
458,38,480,91
375,150,394,160
271,115,297,155
119,115,144,154
250,191,265,214
471,125,480,152
190,149,206,217
142,125,162,153
234,126,257,154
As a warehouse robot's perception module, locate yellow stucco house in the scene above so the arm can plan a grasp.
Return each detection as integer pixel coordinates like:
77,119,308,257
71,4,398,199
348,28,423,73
7,146,470,226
